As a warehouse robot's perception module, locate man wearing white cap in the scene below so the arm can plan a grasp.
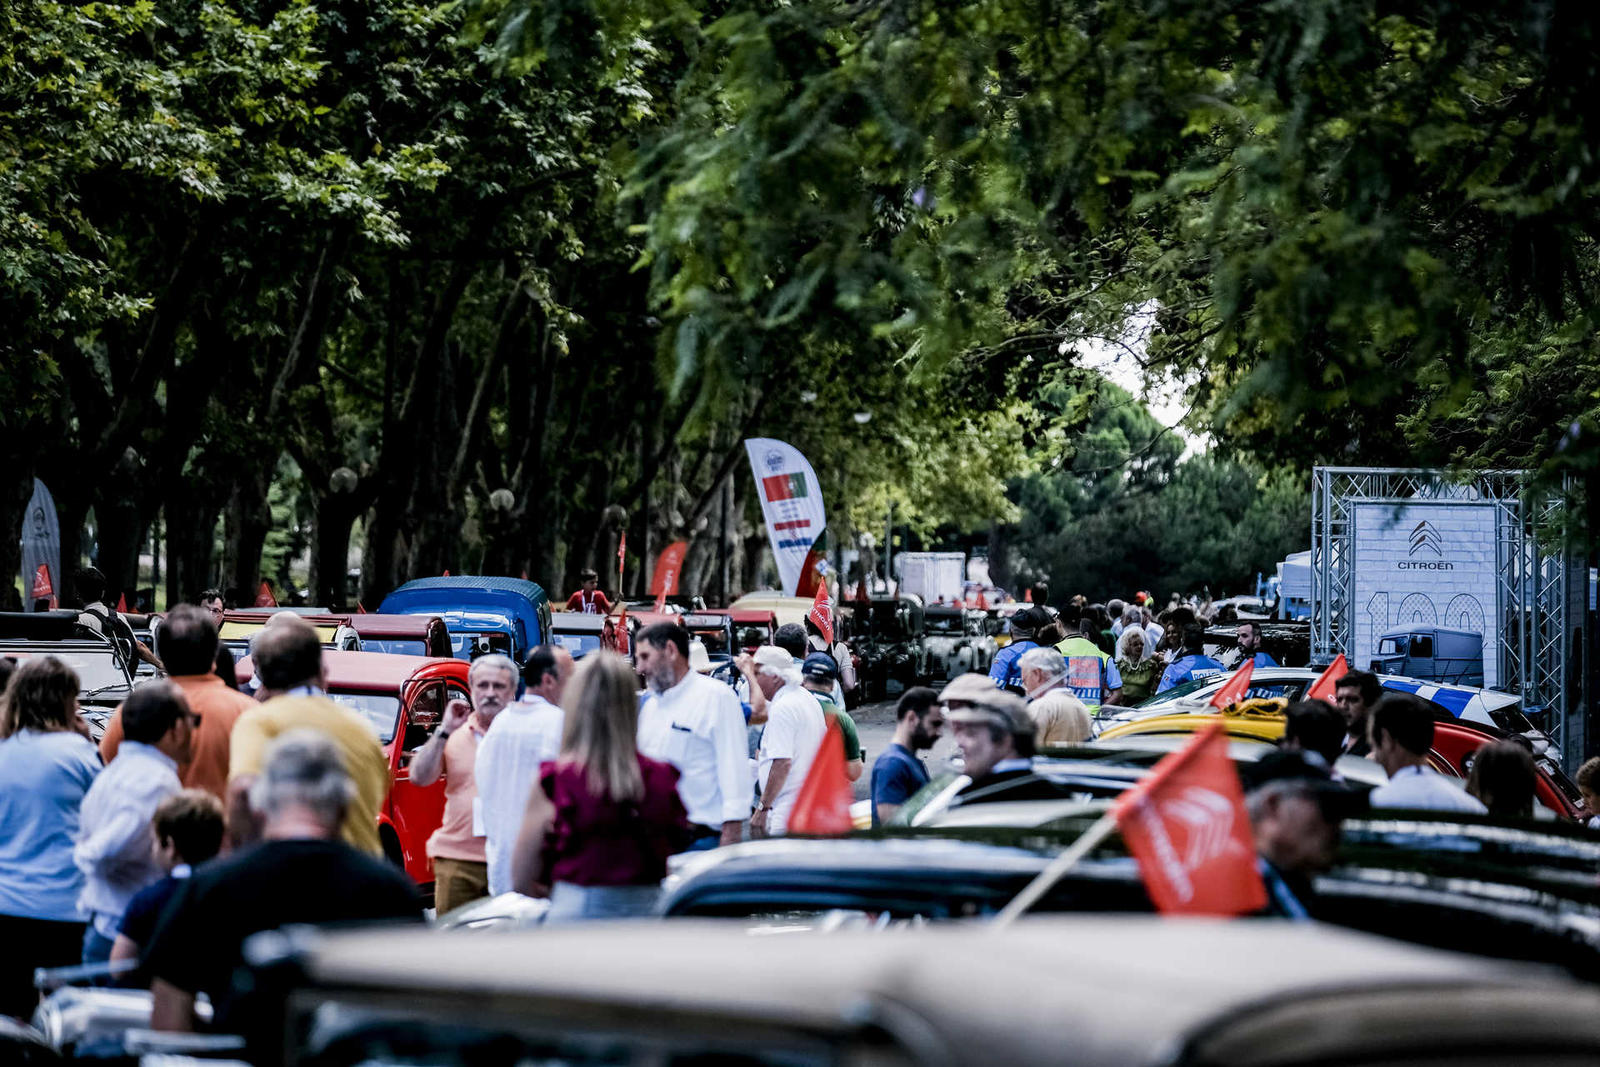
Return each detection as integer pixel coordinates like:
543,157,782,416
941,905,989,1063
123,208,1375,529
749,646,827,838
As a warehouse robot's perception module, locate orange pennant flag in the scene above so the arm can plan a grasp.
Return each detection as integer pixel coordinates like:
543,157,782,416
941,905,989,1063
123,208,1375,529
1208,659,1254,709
787,721,853,836
1305,654,1349,703
1112,721,1267,916
1023,588,1033,603
254,581,277,608
31,564,53,600
115,592,128,613
442,569,451,577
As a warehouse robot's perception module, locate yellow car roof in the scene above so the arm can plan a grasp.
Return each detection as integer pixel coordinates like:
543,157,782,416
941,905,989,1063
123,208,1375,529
220,620,340,644
1098,700,1288,743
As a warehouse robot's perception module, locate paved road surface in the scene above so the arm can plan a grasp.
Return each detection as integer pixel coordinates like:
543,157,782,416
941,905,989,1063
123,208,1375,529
848,696,961,801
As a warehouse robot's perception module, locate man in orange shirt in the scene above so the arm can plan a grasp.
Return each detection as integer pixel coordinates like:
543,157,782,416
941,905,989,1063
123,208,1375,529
407,654,518,914
99,606,256,801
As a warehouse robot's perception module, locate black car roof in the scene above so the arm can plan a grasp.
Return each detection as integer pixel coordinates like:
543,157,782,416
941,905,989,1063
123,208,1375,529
0,610,107,643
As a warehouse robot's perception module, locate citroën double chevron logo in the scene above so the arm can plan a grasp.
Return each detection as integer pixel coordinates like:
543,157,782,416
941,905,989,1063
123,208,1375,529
1408,520,1443,558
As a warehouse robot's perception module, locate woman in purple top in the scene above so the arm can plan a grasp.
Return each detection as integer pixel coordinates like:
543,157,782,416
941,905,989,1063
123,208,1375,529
511,652,690,920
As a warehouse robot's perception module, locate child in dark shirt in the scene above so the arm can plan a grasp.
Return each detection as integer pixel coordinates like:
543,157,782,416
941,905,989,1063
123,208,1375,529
111,789,225,981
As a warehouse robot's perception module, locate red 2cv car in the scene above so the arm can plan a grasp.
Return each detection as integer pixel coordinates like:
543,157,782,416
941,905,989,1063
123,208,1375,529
319,650,469,893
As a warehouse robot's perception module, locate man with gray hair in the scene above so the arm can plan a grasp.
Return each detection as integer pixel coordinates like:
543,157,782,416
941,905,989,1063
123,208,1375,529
750,646,826,838
474,646,571,896
1017,646,1068,702
147,729,422,1036
409,651,523,913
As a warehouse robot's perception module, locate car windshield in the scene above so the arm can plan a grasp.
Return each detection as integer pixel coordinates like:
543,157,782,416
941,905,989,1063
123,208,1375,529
736,626,769,647
1137,676,1213,706
553,632,602,657
449,632,513,661
361,638,427,656
4,648,129,696
327,692,400,743
1379,636,1408,655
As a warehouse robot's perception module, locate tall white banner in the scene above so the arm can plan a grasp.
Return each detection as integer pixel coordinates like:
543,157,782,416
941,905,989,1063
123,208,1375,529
1350,502,1498,688
744,438,826,597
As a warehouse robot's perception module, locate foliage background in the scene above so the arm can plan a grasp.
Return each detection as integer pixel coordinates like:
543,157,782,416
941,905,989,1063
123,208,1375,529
6,0,1595,607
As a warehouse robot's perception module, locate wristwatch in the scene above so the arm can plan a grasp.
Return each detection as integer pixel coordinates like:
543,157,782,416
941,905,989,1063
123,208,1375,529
757,804,773,812
437,727,453,740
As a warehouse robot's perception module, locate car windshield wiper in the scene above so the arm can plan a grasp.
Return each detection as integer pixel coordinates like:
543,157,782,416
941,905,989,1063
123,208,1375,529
81,684,131,699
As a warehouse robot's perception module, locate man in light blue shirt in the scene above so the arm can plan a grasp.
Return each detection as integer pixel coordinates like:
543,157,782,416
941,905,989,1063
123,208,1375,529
74,682,196,964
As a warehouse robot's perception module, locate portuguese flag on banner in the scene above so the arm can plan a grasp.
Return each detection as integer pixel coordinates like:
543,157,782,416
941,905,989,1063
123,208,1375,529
761,472,809,502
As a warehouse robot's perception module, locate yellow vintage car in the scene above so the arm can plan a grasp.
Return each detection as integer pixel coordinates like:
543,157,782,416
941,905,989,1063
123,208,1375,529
1096,698,1290,743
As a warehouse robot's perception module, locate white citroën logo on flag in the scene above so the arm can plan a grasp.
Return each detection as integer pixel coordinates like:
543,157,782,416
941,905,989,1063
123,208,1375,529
1163,787,1241,871
1409,520,1443,558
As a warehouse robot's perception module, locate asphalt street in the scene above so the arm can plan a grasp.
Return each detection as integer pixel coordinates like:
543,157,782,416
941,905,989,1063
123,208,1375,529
848,695,961,801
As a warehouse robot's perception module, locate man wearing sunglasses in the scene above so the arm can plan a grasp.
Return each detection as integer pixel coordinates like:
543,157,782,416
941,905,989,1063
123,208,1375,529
74,681,198,964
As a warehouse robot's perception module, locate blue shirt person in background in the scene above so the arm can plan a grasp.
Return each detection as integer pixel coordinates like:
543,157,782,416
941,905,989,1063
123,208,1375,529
870,688,946,827
1157,624,1226,693
987,607,1051,692
1237,621,1279,669
0,656,103,1018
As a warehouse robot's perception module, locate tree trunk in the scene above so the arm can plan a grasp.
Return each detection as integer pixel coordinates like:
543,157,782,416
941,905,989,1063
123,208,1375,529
95,494,145,607
311,489,365,609
0,463,35,609
166,493,219,607
56,493,91,606
222,466,274,604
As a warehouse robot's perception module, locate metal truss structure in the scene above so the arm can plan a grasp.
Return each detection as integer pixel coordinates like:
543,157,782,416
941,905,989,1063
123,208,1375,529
1311,468,1582,768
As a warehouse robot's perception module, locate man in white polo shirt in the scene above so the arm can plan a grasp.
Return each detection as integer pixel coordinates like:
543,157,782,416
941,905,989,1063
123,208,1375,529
1367,693,1486,813
635,622,751,850
750,646,827,838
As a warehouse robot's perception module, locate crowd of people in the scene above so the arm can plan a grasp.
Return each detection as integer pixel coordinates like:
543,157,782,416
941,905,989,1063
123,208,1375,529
987,585,1279,710
0,575,1589,1039
0,598,884,1026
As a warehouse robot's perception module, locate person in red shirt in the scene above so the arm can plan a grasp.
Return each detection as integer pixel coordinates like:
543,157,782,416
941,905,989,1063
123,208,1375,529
564,569,612,615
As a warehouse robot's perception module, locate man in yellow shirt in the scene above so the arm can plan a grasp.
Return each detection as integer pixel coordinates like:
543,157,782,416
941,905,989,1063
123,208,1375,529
227,618,389,856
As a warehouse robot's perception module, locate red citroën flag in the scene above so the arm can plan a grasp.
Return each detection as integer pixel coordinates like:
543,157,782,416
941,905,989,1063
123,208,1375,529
1304,654,1349,703
1207,660,1255,709
787,721,853,836
808,581,833,644
1112,722,1266,915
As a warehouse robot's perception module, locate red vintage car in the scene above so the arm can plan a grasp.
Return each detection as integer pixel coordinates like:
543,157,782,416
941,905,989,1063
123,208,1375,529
318,650,469,886
346,613,453,658
727,609,777,653
239,649,468,889
1425,718,1583,821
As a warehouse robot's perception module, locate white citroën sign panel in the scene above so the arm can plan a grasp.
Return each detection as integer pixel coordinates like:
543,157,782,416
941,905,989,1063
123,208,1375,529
1351,503,1498,689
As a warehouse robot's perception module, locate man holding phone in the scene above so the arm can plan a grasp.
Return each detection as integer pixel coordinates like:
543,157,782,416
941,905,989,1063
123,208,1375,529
409,652,521,914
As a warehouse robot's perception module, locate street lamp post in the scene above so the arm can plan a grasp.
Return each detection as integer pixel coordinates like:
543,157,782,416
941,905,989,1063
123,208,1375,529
884,500,895,593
